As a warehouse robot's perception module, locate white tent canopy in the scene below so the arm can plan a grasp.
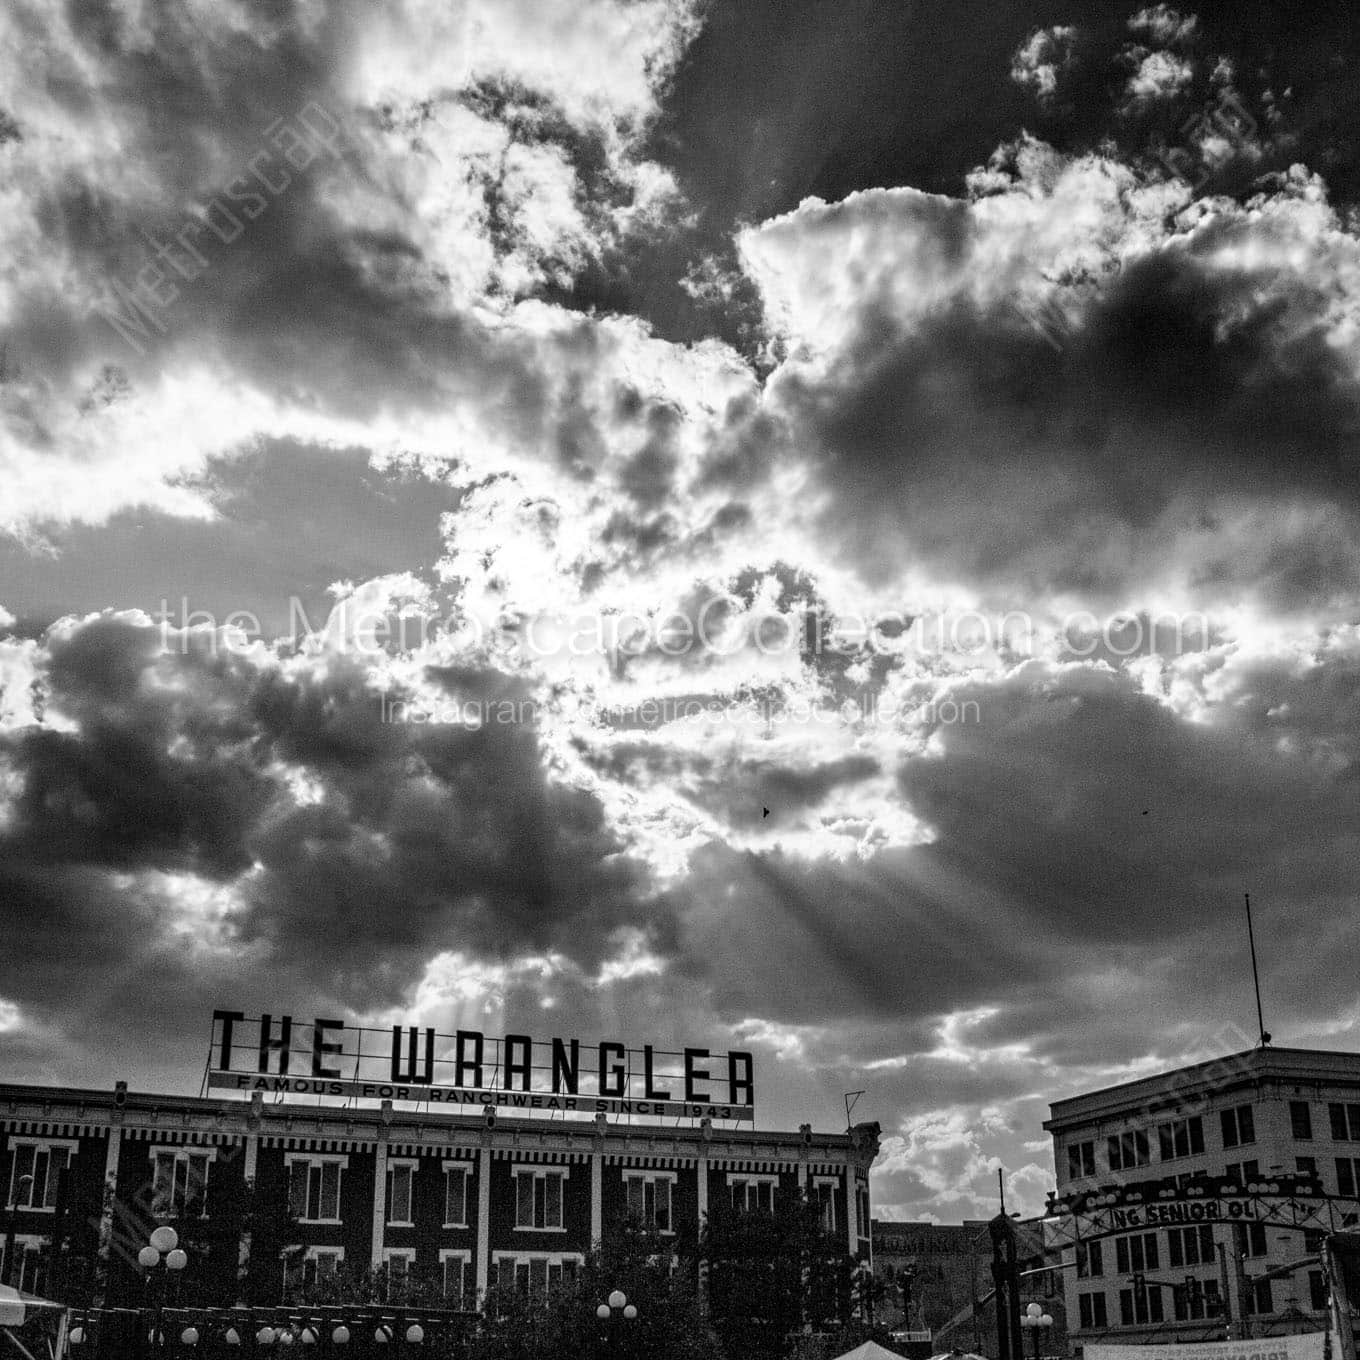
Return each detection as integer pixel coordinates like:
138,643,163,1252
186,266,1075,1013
833,1343,912,1360
0,1283,65,1327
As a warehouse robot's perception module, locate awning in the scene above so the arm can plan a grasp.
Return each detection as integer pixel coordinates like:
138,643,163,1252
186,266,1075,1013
833,1343,913,1360
0,1283,65,1327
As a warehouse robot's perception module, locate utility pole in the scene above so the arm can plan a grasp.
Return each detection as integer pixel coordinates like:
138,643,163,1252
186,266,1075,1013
1233,1224,1254,1340
1219,1239,1240,1340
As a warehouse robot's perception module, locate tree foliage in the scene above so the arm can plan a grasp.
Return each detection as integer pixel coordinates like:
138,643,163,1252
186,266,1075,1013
467,1219,724,1360
696,1194,858,1360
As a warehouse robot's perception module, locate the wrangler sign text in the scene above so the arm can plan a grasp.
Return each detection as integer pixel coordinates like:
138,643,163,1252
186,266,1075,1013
206,1010,756,1121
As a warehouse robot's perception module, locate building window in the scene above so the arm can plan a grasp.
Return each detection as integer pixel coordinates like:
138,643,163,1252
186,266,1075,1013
6,1141,76,1211
444,1164,469,1228
1119,1287,1164,1326
624,1172,674,1233
383,1248,414,1291
1115,1233,1159,1273
1220,1105,1255,1148
1167,1225,1214,1268
811,1178,840,1234
1291,1102,1314,1140
857,1184,870,1241
492,1253,581,1297
0,1238,46,1295
728,1174,777,1213
1297,1156,1318,1178
1068,1141,1096,1179
1242,1223,1267,1257
1078,1292,1108,1330
1157,1117,1205,1162
1244,1278,1273,1315
386,1160,416,1227
1336,1157,1360,1198
513,1168,566,1231
1077,1240,1104,1278
1330,1104,1360,1142
1108,1131,1151,1171
1173,1277,1220,1321
286,1155,345,1224
1225,1160,1259,1185
1310,1271,1329,1312
151,1149,214,1218
440,1250,471,1308
286,1246,343,1294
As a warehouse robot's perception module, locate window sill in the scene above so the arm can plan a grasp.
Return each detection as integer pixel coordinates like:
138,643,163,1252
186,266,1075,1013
387,1220,414,1229
443,1222,470,1230
512,1226,568,1234
5,1206,54,1214
298,1218,343,1226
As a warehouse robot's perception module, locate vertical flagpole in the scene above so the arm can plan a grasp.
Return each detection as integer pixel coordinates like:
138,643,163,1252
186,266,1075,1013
1245,893,1269,1046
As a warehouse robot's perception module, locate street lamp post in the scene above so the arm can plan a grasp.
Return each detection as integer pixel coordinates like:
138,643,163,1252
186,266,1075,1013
138,1226,188,1356
596,1288,639,1352
1020,1302,1053,1360
2,1174,34,1289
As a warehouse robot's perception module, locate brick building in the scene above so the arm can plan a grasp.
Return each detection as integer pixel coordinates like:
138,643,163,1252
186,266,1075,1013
0,1078,880,1309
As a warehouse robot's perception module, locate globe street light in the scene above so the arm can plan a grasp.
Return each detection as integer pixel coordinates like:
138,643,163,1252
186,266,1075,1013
598,1290,639,1349
1021,1301,1054,1360
140,1226,188,1356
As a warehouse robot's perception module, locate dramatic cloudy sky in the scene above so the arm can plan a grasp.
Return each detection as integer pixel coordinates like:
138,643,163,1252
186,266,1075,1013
4,0,1360,1223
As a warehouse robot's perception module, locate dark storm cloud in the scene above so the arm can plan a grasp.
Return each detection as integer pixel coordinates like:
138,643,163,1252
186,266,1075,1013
760,226,1360,603
1,0,576,450
663,653,1360,1070
0,616,671,1049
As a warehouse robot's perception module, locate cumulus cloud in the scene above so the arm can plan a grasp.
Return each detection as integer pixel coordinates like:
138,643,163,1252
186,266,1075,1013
736,139,1360,616
1128,5,1199,46
1125,49,1196,105
1010,26,1079,103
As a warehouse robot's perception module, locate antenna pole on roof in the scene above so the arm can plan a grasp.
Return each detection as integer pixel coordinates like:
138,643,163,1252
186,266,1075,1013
844,1090,865,1130
1245,892,1271,1046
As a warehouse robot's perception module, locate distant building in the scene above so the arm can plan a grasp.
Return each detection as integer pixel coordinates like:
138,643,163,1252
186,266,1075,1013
1045,1045,1360,1354
872,1217,1065,1353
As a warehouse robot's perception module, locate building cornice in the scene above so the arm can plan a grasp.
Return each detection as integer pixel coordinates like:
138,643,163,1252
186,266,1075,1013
0,1082,879,1172
1044,1046,1360,1133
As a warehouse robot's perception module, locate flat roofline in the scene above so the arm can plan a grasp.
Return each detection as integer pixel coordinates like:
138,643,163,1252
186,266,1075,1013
0,1080,864,1151
1044,1045,1360,1132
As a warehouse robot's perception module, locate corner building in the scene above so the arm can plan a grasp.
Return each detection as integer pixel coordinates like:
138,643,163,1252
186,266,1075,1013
1045,1046,1360,1355
0,1079,879,1306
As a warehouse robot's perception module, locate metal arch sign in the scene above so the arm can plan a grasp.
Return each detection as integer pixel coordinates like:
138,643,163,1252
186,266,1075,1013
205,1010,757,1121
1041,1175,1356,1248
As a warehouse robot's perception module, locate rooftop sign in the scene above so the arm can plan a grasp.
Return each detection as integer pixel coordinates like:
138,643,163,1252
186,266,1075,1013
206,1011,755,1121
